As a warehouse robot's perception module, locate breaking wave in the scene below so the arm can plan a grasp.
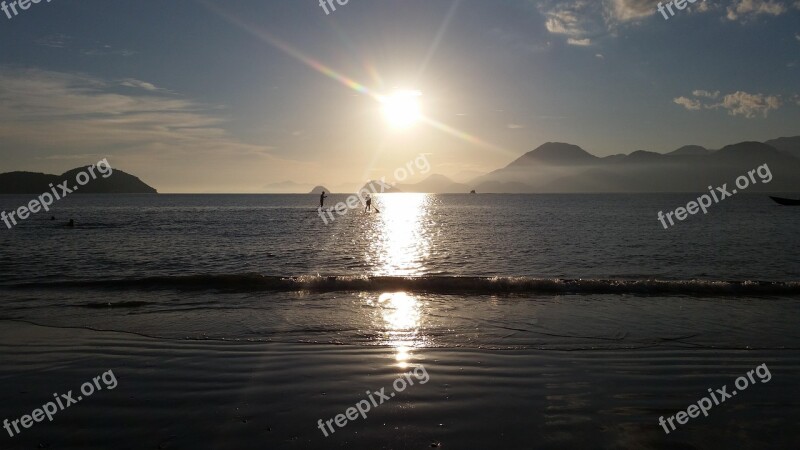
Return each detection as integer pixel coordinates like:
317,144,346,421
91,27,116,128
8,274,800,296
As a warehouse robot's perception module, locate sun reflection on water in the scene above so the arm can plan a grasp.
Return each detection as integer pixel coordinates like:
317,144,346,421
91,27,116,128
369,193,432,276
364,291,427,368
361,194,433,367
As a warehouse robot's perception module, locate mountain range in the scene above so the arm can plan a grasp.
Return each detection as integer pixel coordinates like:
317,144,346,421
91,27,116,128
396,136,800,193
3,136,798,194
0,166,157,194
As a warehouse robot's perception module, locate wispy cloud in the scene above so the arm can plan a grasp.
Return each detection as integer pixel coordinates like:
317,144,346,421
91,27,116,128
543,5,586,36
567,37,592,46
35,34,72,49
674,96,702,111
0,68,309,192
539,0,603,43
537,0,674,44
717,91,782,117
607,0,657,22
486,26,552,54
82,45,137,57
34,34,136,56
674,89,786,118
726,0,791,21
692,90,720,99
120,78,163,92
537,0,796,43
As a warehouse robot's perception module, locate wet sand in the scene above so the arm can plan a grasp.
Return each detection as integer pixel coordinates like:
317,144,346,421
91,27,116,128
1,320,798,449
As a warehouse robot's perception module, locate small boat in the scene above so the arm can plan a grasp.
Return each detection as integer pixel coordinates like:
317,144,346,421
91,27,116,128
769,196,800,206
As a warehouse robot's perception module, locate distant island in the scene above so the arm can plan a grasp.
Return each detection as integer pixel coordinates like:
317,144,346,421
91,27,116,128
0,166,157,194
308,186,331,194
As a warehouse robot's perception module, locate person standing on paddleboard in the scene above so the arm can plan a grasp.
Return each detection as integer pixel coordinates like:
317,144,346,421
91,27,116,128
365,195,372,212
319,191,328,208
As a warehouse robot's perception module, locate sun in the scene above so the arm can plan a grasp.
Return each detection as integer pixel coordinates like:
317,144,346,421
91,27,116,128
381,90,421,129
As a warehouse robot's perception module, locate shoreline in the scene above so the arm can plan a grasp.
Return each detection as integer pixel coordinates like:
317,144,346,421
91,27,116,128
1,321,798,449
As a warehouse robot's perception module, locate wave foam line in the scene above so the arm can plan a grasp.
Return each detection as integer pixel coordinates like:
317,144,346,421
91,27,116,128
7,275,800,296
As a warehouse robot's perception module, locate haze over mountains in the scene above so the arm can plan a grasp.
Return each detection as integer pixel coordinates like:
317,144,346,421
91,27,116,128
396,136,800,194
3,137,797,194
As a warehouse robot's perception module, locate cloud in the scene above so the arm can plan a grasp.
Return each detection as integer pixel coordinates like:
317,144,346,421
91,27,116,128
718,91,782,117
674,89,786,118
726,0,789,21
34,35,136,56
607,0,656,22
567,37,592,46
0,68,308,192
538,0,792,42
674,96,702,110
486,26,552,55
692,90,720,99
538,0,683,43
694,1,715,13
537,0,610,46
35,34,71,48
506,123,525,129
82,45,137,57
543,4,588,36
120,79,161,92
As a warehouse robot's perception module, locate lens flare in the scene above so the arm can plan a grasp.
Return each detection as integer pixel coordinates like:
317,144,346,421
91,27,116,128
381,90,422,129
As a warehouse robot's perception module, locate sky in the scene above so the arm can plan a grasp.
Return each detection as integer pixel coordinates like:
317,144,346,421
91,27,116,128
0,0,798,193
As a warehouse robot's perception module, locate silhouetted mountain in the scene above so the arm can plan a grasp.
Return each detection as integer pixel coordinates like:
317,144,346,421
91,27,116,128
713,141,782,160
309,186,331,194
507,142,598,167
602,154,627,162
359,180,400,193
764,136,800,158
0,172,57,194
396,174,469,193
0,165,156,194
624,150,664,162
470,138,800,193
61,167,156,194
668,145,709,156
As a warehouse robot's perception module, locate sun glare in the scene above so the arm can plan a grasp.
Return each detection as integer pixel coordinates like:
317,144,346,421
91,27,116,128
381,90,421,129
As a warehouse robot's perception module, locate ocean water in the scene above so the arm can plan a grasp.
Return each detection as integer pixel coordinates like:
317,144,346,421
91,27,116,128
0,193,798,347
2,192,799,280
2,193,800,449
0,194,800,336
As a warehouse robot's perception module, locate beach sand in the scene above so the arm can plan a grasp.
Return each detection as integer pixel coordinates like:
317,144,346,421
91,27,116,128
1,320,798,449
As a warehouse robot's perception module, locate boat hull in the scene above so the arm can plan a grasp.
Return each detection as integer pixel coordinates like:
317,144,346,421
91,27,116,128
770,196,800,206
